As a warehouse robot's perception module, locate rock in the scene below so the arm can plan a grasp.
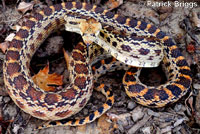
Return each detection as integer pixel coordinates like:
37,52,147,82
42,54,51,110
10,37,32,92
3,96,11,103
174,104,182,112
131,106,144,122
128,114,151,134
141,126,151,134
193,83,200,90
127,101,136,110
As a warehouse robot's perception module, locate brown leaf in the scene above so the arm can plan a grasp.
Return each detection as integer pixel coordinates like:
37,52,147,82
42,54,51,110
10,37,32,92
97,114,115,134
32,64,63,92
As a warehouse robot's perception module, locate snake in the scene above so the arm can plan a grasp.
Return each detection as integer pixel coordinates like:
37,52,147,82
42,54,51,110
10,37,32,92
3,1,192,129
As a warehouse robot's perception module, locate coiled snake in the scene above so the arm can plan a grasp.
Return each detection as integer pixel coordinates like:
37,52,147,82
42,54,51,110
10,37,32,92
3,2,192,129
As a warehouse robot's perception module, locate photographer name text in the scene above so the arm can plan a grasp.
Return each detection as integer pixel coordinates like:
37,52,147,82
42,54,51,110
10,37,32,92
147,1,198,8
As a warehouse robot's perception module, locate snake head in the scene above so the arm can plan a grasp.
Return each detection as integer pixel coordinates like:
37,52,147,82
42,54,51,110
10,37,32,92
80,18,102,46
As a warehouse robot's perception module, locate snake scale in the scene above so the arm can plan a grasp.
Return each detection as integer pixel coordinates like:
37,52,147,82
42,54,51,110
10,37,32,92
3,1,192,129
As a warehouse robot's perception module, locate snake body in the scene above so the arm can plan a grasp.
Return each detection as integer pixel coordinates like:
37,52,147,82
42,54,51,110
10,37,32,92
3,2,192,129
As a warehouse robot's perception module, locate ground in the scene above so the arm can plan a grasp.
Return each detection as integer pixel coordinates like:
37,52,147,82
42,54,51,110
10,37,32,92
0,0,200,134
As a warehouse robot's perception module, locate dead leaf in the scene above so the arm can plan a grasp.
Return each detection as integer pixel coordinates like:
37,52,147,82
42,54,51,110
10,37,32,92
192,11,200,28
32,64,63,92
5,33,15,42
0,42,9,53
97,114,115,134
12,25,21,32
77,125,87,133
106,0,123,10
17,2,34,14
63,48,71,70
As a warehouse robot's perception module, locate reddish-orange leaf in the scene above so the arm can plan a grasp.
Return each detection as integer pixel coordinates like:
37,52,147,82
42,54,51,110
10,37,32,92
32,64,63,92
187,42,196,53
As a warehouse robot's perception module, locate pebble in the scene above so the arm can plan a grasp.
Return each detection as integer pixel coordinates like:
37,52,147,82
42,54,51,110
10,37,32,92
116,113,131,128
147,109,160,117
96,92,104,100
196,73,200,79
115,101,126,107
174,104,182,112
174,118,187,127
46,36,63,55
131,106,144,122
3,96,10,103
172,126,182,133
160,126,172,133
193,83,200,89
159,122,172,128
127,101,136,110
141,127,151,134
83,109,89,116
0,96,3,104
3,104,18,121
128,114,151,134
118,117,129,127
117,120,125,133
